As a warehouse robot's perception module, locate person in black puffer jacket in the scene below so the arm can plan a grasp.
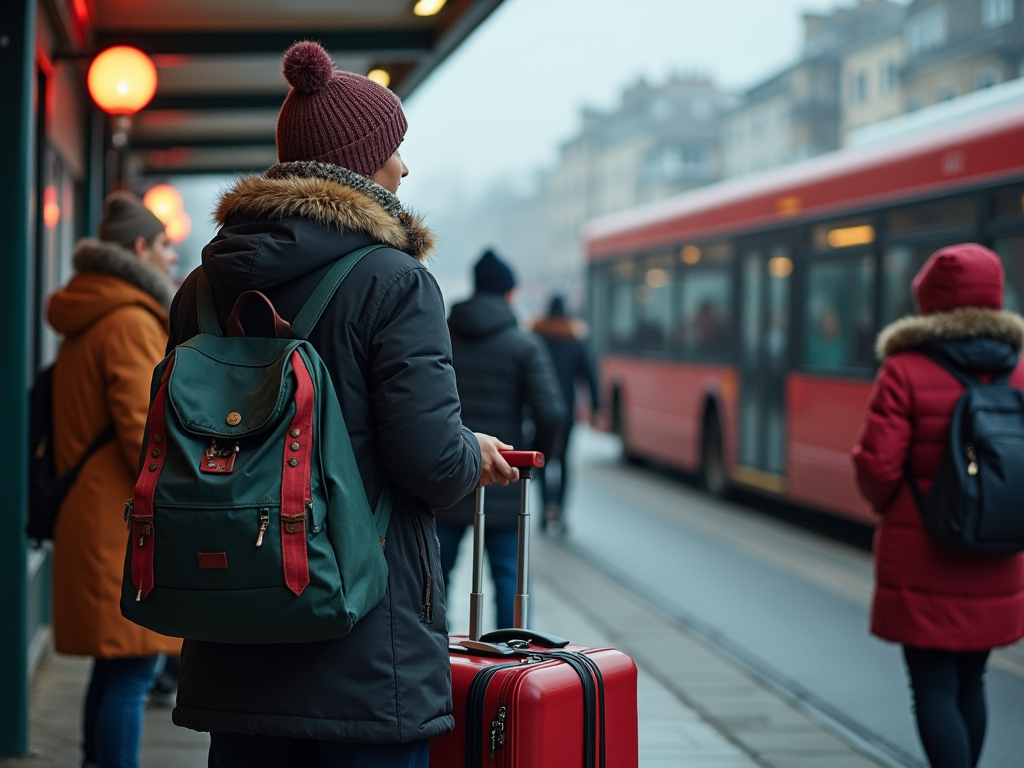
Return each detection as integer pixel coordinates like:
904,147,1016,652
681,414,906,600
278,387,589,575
435,250,567,630
165,42,517,768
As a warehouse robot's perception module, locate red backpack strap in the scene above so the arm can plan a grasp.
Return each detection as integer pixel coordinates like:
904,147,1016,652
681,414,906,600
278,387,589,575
130,353,175,601
280,350,314,596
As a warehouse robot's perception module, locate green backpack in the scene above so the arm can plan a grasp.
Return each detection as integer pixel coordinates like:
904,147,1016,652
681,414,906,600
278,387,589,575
120,245,392,644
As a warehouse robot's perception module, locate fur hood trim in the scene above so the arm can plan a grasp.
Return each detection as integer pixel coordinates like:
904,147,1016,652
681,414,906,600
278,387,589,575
532,316,588,340
73,238,175,310
215,170,436,262
877,307,1024,359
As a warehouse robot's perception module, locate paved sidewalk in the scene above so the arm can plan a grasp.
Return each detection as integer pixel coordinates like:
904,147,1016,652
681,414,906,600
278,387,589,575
2,529,886,768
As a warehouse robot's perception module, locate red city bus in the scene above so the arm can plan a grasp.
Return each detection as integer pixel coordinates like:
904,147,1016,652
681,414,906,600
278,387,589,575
584,101,1024,523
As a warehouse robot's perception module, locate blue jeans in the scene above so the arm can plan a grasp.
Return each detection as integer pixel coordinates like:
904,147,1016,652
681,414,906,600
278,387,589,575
435,523,519,630
83,656,160,768
208,733,429,767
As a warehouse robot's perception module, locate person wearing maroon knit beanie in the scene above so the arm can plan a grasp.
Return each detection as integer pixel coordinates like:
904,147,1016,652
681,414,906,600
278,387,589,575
168,41,517,768
276,40,409,190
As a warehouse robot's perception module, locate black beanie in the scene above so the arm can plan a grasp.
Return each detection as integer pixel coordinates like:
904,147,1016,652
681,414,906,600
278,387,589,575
547,295,567,317
98,192,165,250
474,249,516,294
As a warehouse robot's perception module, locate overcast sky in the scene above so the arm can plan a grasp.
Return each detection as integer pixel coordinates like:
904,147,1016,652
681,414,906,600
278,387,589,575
396,0,904,210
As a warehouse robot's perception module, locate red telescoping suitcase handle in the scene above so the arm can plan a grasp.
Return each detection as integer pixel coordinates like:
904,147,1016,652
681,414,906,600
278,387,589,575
499,450,545,468
465,451,543,643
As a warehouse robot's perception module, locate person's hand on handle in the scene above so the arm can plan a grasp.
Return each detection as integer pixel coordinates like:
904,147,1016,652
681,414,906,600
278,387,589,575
475,433,520,486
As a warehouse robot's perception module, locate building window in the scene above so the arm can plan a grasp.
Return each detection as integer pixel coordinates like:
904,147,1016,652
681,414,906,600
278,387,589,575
905,7,948,58
982,0,1014,29
850,71,868,104
880,60,899,95
751,112,766,138
973,66,1001,90
935,81,959,102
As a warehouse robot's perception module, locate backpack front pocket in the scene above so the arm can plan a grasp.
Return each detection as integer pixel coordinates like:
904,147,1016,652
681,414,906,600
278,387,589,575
152,504,287,590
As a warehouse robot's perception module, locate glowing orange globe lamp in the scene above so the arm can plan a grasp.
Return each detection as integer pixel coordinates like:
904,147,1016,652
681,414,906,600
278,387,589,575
165,212,192,244
143,184,183,224
87,46,158,115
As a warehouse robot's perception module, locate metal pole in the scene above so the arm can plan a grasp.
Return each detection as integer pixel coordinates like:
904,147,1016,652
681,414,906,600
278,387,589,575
468,486,486,641
513,470,532,629
0,0,37,756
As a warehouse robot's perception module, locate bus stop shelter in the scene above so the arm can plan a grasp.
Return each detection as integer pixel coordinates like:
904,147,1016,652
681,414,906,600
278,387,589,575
0,0,503,755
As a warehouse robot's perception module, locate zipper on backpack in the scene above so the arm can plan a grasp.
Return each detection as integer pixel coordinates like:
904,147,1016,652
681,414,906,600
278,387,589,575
965,443,978,476
256,508,270,546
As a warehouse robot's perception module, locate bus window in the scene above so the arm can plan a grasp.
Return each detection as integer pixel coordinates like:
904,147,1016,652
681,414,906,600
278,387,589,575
678,269,731,360
883,244,933,324
887,196,975,235
803,257,875,371
588,266,610,354
992,184,1024,223
636,256,674,353
609,270,636,353
993,236,1024,312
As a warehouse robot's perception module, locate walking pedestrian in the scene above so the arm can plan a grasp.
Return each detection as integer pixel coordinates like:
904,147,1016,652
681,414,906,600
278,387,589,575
164,41,513,768
532,294,600,531
436,250,567,629
852,243,1024,768
47,192,182,768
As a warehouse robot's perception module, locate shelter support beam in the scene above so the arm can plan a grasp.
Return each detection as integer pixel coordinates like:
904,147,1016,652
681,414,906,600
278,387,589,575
94,29,434,56
0,0,37,755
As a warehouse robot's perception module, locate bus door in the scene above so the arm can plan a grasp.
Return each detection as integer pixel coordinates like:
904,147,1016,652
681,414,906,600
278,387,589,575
736,239,794,490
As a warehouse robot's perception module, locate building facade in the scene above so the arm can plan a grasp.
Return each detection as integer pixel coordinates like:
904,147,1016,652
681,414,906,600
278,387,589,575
546,75,733,286
723,0,905,178
901,0,1024,111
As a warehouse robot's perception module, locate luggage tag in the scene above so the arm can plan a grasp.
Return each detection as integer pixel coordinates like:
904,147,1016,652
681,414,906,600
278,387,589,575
201,439,239,474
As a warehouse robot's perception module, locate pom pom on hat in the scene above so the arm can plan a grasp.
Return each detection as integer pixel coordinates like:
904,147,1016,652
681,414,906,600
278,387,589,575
276,40,408,176
282,41,335,94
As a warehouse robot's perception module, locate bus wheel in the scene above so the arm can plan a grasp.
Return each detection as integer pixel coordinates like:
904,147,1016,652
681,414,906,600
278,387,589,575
701,411,727,497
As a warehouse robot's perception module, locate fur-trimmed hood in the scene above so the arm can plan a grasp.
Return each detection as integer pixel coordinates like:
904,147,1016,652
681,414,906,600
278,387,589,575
48,238,173,337
532,315,588,341
877,306,1024,359
214,161,435,262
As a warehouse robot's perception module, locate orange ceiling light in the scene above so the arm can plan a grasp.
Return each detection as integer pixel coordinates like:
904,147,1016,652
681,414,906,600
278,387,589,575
43,186,60,229
88,46,158,115
143,184,183,224
413,0,447,16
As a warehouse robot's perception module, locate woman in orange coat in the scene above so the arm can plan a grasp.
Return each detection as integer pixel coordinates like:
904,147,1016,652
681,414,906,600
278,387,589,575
47,193,182,768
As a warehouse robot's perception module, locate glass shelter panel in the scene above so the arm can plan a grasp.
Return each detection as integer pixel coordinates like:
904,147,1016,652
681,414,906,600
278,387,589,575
804,257,876,371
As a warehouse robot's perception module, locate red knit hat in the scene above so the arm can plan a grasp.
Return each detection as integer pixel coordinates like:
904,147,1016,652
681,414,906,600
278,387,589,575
276,41,407,176
912,243,1004,314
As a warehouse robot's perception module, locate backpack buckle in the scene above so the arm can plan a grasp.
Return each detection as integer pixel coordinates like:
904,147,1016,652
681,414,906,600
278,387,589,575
201,439,239,474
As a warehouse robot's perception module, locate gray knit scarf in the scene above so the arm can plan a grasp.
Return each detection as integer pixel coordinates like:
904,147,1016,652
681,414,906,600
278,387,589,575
264,161,404,221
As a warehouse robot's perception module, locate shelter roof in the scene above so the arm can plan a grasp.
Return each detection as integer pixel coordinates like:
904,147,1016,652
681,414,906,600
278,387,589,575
60,0,502,175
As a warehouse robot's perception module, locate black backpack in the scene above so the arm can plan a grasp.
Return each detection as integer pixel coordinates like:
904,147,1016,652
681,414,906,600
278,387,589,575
907,352,1024,556
26,364,114,543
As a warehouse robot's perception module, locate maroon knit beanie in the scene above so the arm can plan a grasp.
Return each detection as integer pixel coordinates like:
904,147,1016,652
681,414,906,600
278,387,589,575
912,243,1004,314
276,41,407,176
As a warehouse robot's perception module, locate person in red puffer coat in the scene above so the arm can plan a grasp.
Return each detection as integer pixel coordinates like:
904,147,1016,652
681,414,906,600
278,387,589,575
853,243,1024,768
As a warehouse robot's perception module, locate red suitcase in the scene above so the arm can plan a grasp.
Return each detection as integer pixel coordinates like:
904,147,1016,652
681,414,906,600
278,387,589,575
430,451,639,768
